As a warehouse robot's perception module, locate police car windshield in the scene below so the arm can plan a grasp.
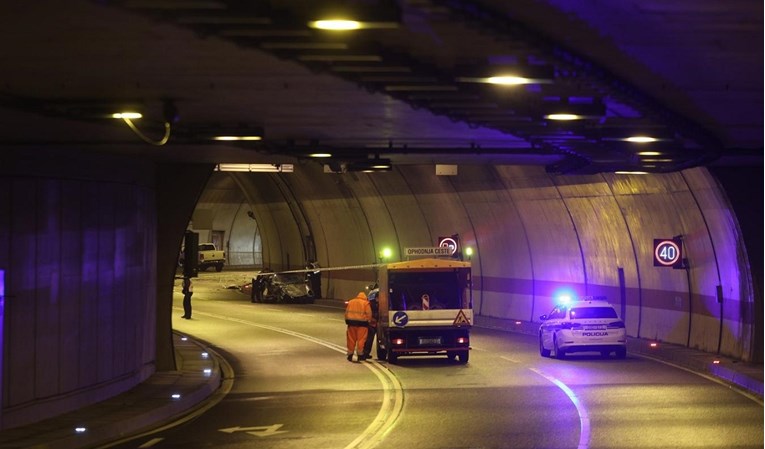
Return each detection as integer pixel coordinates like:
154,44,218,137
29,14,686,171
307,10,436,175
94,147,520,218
570,307,618,319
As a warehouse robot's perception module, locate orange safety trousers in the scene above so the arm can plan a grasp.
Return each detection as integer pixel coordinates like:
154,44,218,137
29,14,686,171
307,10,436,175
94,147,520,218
346,325,369,355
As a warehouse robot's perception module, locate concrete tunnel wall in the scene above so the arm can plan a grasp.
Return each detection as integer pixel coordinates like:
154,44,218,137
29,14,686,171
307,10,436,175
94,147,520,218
0,150,212,430
214,163,755,362
0,151,159,430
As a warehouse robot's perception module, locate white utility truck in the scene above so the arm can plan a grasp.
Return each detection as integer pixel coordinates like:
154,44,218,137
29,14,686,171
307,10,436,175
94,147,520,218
374,258,473,364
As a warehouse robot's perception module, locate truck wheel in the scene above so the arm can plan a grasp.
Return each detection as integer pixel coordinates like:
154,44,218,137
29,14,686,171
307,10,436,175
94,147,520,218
376,340,387,361
457,350,469,364
387,351,398,364
215,264,223,272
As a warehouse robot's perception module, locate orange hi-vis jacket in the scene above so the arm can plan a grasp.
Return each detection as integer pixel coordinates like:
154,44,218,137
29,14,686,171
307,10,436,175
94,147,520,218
345,292,372,327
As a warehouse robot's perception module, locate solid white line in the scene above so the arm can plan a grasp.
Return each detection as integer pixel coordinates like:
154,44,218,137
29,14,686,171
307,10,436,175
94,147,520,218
138,437,164,448
632,353,764,406
500,356,589,449
529,367,590,449
194,310,404,449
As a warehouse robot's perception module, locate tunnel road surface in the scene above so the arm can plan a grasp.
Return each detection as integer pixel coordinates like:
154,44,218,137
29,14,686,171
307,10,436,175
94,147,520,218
105,276,763,449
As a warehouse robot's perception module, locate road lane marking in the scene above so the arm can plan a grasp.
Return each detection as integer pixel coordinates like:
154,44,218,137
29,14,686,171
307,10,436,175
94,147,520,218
529,367,590,449
138,438,164,448
632,353,764,406
219,424,287,437
194,310,405,449
501,356,590,449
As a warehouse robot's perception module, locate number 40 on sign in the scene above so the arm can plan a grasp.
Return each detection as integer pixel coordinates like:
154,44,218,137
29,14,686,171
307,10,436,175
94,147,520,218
653,238,683,268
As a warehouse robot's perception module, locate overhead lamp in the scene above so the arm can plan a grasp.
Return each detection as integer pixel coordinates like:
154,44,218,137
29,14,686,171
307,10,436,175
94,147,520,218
309,19,360,30
625,136,658,143
542,100,606,121
600,128,675,144
347,157,392,172
308,18,399,30
111,110,171,146
456,65,554,85
111,112,143,119
308,1,401,31
603,135,669,144
202,126,263,142
215,163,293,173
213,135,262,141
614,171,649,175
308,152,333,158
637,151,662,156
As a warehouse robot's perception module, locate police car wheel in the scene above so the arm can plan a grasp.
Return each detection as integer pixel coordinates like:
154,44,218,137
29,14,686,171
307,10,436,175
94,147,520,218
457,351,469,364
539,334,551,357
600,350,611,358
553,336,565,360
616,347,627,359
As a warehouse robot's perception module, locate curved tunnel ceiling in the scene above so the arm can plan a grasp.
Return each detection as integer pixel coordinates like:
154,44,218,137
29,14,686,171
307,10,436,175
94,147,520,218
0,1,761,174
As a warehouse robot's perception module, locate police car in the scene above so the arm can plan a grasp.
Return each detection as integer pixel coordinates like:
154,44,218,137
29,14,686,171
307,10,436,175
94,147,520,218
538,297,627,359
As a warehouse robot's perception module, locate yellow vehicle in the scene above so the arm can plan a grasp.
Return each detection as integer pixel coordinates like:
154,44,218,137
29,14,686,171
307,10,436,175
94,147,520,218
375,258,473,364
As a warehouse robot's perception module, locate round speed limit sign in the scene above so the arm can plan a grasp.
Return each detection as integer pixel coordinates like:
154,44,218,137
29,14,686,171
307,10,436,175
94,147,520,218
654,239,682,267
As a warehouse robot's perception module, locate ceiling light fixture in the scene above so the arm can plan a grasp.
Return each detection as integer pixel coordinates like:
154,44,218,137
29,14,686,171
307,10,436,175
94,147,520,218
213,135,262,141
308,2,401,31
308,19,399,30
111,111,171,146
196,125,264,142
456,65,555,85
309,19,361,30
625,136,659,143
542,100,606,121
215,163,293,173
545,113,581,121
600,128,675,144
309,152,333,158
111,112,143,119
347,157,392,172
486,75,548,85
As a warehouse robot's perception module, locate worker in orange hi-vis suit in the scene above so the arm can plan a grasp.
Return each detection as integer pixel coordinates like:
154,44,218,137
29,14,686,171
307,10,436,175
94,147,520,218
345,291,372,362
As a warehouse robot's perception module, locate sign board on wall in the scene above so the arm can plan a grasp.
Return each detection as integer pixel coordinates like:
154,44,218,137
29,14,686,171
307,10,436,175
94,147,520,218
438,235,460,256
653,238,683,268
405,247,452,257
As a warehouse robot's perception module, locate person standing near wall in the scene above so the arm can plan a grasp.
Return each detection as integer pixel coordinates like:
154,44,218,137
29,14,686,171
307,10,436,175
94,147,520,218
345,291,372,362
182,276,193,319
306,261,321,299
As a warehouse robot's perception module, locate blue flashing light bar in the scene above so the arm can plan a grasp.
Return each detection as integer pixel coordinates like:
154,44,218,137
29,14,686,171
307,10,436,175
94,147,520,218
553,288,578,307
